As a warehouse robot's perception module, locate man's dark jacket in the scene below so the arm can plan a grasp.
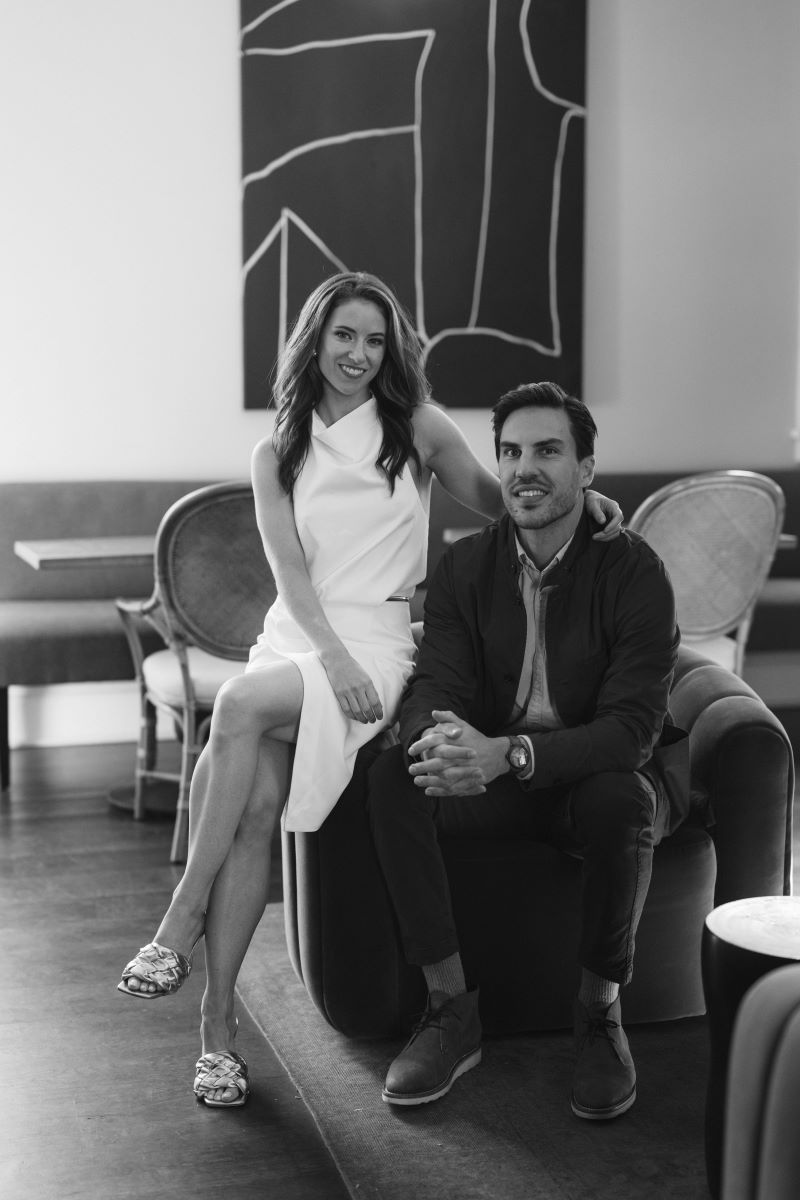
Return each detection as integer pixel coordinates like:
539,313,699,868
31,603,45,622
399,508,684,804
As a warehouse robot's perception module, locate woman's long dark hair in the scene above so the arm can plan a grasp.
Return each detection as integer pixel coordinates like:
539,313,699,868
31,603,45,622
272,272,430,495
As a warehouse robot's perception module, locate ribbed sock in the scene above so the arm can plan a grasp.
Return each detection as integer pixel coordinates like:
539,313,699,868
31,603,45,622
578,968,620,1008
422,952,466,998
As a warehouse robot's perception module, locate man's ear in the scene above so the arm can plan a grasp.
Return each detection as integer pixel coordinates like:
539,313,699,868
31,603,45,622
580,457,596,489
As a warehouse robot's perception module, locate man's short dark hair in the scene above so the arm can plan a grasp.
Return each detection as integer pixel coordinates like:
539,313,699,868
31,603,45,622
491,382,598,462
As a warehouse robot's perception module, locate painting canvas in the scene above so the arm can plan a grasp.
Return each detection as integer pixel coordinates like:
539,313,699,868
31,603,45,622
240,0,586,409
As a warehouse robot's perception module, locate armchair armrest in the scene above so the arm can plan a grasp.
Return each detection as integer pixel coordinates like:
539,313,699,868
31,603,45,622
670,649,794,902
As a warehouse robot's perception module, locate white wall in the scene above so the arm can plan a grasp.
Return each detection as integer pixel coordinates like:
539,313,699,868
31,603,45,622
3,0,800,745
1,0,799,486
582,0,800,470
0,0,262,483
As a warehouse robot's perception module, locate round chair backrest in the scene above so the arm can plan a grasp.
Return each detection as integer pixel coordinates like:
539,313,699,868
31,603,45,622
155,481,277,660
627,470,785,638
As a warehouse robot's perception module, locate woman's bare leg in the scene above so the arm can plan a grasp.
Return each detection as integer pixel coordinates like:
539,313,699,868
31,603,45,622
123,660,302,992
198,734,290,1101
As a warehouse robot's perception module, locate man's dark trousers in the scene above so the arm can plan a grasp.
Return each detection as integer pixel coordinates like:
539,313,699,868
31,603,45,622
368,743,671,986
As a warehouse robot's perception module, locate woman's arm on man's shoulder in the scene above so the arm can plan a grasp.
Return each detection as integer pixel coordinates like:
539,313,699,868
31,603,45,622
412,403,503,519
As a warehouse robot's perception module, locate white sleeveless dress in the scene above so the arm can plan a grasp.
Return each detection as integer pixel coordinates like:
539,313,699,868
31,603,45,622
246,398,428,831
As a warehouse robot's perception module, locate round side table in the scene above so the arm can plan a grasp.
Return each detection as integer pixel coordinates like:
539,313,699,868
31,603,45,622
702,896,800,1199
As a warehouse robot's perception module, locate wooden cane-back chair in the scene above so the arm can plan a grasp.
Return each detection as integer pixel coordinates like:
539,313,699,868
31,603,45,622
117,481,276,862
626,470,785,675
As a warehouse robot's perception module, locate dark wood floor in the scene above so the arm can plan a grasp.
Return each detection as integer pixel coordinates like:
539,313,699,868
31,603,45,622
2,742,797,1200
0,743,349,1200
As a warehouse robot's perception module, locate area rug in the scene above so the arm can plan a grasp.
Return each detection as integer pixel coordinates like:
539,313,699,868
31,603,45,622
237,904,711,1200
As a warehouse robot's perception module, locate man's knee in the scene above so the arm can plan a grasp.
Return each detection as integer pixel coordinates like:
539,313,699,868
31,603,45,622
569,771,658,843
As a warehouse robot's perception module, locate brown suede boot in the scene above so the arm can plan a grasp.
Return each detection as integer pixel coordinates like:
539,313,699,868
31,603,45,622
571,996,636,1120
382,989,482,1106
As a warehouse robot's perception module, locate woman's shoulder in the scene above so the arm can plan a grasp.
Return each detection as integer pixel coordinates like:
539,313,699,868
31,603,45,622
253,432,284,468
253,436,278,458
251,435,277,467
251,436,283,496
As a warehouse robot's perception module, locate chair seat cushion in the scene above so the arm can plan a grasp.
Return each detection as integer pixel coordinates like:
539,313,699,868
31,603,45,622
143,646,246,707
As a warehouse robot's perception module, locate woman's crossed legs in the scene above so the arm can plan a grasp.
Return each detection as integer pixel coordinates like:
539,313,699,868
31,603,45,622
121,659,304,1100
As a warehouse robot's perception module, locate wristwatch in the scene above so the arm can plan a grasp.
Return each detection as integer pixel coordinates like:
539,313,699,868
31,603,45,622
505,735,532,777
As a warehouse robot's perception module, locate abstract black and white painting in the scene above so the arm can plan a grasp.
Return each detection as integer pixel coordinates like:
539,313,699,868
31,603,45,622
240,0,586,409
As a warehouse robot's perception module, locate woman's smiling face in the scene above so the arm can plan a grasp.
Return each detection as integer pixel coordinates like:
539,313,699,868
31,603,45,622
316,298,387,405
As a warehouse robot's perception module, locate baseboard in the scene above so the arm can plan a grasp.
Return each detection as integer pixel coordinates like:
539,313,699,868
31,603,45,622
9,681,174,748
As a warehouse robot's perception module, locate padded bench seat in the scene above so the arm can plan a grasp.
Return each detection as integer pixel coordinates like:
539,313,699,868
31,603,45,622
0,599,161,685
0,479,213,787
749,578,800,650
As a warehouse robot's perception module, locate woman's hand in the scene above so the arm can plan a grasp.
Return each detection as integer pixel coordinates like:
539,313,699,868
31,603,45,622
585,489,624,541
320,649,384,724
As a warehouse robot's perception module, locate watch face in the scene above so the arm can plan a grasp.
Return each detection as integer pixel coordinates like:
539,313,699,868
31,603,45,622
510,745,528,770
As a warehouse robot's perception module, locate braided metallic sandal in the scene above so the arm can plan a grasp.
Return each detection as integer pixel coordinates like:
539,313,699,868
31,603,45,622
117,940,193,999
194,1051,250,1108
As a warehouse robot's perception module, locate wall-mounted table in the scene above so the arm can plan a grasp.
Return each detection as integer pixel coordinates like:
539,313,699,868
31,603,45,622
14,536,155,570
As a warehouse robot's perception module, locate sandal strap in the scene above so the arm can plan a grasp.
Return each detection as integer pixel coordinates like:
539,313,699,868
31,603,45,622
120,941,192,994
194,1051,249,1099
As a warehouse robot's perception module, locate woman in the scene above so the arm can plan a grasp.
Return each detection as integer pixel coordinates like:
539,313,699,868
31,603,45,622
117,272,622,1106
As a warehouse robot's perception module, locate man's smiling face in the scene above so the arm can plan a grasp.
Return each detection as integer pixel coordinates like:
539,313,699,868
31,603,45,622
498,405,595,534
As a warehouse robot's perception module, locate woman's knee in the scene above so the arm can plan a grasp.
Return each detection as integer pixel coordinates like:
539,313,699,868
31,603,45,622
210,675,265,741
211,663,303,744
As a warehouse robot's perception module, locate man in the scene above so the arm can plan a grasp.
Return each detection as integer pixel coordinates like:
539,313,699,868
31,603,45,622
367,381,688,1120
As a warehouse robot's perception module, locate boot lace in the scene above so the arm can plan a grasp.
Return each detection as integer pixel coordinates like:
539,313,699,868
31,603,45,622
580,1011,619,1048
410,997,461,1041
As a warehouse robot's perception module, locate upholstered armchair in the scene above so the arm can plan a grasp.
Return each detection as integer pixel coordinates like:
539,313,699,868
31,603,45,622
281,646,794,1037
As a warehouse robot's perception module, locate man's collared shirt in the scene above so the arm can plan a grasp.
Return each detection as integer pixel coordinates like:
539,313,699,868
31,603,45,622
505,532,574,780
